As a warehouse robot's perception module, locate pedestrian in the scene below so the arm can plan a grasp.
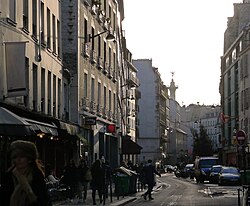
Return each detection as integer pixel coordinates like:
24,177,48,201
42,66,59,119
60,159,78,202
137,163,146,190
77,158,91,203
0,140,50,206
101,157,112,199
142,159,161,200
90,159,105,205
47,169,60,185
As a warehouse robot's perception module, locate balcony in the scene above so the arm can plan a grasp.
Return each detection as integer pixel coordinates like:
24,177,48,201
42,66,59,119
108,67,113,79
98,10,105,23
90,50,97,64
126,125,131,133
80,97,90,111
160,89,168,99
112,70,117,83
82,0,90,7
97,56,104,70
103,62,108,75
90,101,96,114
107,110,113,121
90,4,98,15
102,107,107,119
96,104,102,116
82,43,90,58
127,73,139,88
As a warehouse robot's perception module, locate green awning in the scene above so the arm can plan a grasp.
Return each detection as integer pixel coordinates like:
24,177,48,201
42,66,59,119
77,133,88,145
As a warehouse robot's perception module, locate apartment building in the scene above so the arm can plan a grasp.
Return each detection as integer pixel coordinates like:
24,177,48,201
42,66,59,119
61,0,125,167
133,59,169,163
220,1,250,167
120,47,141,164
0,0,77,176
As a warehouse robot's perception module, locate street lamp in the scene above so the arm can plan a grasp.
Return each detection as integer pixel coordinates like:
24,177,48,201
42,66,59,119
85,30,115,43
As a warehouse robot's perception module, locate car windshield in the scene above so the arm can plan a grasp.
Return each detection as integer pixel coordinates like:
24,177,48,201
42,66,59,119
222,168,239,174
199,159,218,168
212,167,222,172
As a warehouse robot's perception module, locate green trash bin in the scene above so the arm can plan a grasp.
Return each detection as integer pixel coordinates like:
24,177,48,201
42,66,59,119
114,175,130,196
240,170,250,184
128,174,137,194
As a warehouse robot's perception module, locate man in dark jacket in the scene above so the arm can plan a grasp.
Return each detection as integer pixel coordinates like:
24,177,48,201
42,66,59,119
142,159,161,200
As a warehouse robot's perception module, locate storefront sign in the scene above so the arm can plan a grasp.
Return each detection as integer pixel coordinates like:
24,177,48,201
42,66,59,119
84,116,96,125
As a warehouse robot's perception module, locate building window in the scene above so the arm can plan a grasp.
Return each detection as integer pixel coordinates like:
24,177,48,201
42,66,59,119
41,68,45,113
53,75,56,116
57,20,61,57
47,8,51,49
98,82,101,105
109,90,111,111
23,0,28,30
109,47,111,66
91,27,95,50
41,2,45,44
48,71,51,115
91,77,95,101
9,0,16,22
104,42,106,63
84,73,88,98
58,78,61,118
113,52,116,71
113,93,116,114
52,14,56,53
33,64,38,111
32,0,37,37
98,36,101,57
104,86,107,108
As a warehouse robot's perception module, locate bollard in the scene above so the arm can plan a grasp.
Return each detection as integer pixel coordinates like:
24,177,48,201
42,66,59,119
238,188,242,206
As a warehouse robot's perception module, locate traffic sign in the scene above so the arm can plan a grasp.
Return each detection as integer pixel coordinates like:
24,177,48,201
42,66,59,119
236,130,246,145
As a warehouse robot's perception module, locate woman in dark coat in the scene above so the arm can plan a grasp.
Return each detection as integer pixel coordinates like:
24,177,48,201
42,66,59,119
142,159,161,200
0,140,50,206
90,159,105,205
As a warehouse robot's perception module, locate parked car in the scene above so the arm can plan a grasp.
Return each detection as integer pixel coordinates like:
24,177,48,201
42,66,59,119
209,165,223,183
164,165,175,173
184,164,195,179
218,166,241,186
194,156,219,183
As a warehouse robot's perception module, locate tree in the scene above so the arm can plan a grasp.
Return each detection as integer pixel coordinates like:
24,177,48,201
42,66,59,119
193,125,213,158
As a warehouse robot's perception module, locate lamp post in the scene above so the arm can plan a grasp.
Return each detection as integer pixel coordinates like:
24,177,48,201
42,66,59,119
84,30,115,43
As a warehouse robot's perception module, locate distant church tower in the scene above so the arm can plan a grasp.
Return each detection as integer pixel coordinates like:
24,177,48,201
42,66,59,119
167,72,178,101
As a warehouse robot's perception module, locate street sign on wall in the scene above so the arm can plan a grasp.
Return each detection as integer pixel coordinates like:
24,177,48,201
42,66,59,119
84,116,96,125
236,130,246,145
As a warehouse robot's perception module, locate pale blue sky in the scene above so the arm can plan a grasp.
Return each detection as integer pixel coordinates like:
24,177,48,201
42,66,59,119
122,0,242,106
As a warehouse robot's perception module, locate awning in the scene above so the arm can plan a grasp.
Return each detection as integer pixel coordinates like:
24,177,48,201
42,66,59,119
176,128,187,135
23,118,58,136
122,138,142,154
59,121,79,135
0,107,35,136
77,132,88,145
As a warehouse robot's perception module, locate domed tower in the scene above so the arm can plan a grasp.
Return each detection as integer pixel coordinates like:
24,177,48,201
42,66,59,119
167,72,178,101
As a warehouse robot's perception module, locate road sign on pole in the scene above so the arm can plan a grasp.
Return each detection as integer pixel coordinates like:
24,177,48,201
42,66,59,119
236,130,246,146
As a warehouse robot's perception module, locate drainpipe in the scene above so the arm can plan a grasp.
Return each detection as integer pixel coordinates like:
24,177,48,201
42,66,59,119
37,0,42,62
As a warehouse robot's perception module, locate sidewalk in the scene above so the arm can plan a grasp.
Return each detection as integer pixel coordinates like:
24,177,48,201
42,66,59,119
52,184,145,206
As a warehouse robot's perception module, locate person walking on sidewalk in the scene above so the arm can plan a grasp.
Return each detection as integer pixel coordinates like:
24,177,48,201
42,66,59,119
60,159,78,202
0,140,50,206
142,159,161,201
90,159,105,205
77,158,91,203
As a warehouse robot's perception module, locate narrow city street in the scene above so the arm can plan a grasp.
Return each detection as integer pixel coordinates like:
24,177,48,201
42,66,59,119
126,173,240,206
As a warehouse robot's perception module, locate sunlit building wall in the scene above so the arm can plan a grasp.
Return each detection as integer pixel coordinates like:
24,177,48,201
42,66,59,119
220,2,250,166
